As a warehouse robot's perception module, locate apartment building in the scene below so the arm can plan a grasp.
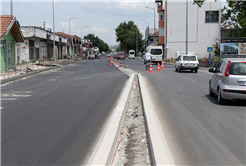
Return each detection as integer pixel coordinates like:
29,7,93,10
155,0,221,59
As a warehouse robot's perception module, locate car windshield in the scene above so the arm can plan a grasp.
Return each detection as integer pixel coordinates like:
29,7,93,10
118,53,124,55
183,56,196,61
229,62,246,75
130,52,134,54
151,49,162,55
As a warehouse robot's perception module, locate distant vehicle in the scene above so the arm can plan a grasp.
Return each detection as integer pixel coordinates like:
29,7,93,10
107,53,111,57
144,45,163,64
117,52,125,60
128,50,135,59
90,54,95,60
114,53,117,59
102,51,105,55
209,58,246,104
175,54,199,73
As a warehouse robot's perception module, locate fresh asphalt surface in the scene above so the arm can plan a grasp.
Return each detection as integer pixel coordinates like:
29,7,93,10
124,58,246,165
1,59,128,165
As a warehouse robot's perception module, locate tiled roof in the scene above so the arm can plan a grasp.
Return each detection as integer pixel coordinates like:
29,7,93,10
0,15,14,37
149,31,159,36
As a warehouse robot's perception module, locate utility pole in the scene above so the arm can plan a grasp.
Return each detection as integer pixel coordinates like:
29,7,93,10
186,0,188,55
43,21,46,30
53,0,56,62
136,30,138,56
11,0,13,15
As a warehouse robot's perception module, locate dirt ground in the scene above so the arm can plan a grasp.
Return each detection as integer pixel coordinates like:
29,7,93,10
112,76,151,166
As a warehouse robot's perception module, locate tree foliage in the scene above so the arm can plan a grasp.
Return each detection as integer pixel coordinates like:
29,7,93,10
194,0,246,37
84,34,109,52
115,21,143,53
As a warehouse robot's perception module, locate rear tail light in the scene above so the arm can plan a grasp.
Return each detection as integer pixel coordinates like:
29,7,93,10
243,61,246,64
180,63,182,66
197,63,199,67
224,61,231,77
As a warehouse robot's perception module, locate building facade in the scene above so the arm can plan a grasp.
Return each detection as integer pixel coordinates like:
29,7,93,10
156,0,221,59
0,15,24,73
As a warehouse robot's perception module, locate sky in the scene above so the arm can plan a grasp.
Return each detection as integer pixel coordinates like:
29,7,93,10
1,0,227,46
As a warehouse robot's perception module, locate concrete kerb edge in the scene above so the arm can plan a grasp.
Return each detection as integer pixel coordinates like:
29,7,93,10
0,66,60,85
87,73,136,165
138,74,175,166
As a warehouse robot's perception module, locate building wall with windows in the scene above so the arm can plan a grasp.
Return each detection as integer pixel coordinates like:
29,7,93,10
165,1,221,59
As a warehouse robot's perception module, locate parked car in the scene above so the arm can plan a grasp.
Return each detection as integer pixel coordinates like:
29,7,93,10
208,58,246,104
175,54,199,73
107,53,111,57
114,53,117,59
117,52,125,60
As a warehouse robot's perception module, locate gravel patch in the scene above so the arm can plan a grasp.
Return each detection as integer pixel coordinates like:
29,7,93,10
112,76,150,166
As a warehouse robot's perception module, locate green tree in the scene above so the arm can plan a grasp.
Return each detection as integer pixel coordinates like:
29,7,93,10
84,34,109,52
194,0,246,37
115,20,143,54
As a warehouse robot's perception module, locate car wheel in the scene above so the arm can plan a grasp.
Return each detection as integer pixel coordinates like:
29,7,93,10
209,83,215,97
217,88,226,104
178,68,181,72
195,69,198,73
175,68,178,72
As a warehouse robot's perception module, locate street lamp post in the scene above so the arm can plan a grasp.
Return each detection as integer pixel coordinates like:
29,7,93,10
81,25,88,41
81,25,87,58
69,17,78,57
145,6,156,45
140,19,148,53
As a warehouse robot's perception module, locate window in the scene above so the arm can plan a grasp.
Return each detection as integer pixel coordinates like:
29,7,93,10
159,28,165,36
229,62,246,75
160,12,165,21
215,61,223,73
151,49,162,55
183,56,196,61
205,11,219,23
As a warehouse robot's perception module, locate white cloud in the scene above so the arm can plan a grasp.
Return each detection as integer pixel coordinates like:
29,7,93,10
90,26,109,33
59,22,75,29
46,23,51,29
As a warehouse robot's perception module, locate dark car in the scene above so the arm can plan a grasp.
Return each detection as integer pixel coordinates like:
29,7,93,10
114,53,117,59
117,52,125,60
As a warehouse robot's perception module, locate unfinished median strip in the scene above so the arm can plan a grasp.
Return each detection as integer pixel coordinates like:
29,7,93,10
87,63,175,165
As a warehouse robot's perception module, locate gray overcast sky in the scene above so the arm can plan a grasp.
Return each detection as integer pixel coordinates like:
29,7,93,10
1,0,226,46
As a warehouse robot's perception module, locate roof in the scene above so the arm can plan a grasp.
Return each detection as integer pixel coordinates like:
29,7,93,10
149,31,159,36
0,15,24,42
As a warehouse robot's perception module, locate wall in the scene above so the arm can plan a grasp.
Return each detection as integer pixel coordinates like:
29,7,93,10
4,30,16,71
166,1,221,59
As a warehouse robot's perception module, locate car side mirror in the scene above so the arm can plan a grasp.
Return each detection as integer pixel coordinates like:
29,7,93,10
209,68,215,73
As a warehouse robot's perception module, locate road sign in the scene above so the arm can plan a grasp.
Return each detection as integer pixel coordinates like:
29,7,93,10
207,47,214,53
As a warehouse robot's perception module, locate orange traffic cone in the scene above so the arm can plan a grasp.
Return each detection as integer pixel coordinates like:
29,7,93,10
161,60,165,69
157,62,161,71
110,56,113,62
110,59,112,66
149,62,153,73
115,59,117,65
120,60,123,67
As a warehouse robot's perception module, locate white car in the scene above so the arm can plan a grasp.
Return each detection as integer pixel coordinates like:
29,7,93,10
175,54,199,73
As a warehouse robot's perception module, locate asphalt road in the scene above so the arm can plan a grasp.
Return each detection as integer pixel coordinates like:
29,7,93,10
124,58,246,165
1,59,128,165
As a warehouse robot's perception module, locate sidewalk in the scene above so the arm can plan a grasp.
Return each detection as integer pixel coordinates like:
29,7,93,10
1,58,84,84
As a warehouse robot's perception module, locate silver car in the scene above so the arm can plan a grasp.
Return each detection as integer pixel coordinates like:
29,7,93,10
209,58,246,104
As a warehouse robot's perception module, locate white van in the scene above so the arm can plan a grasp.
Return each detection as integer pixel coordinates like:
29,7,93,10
144,45,163,64
128,50,135,59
